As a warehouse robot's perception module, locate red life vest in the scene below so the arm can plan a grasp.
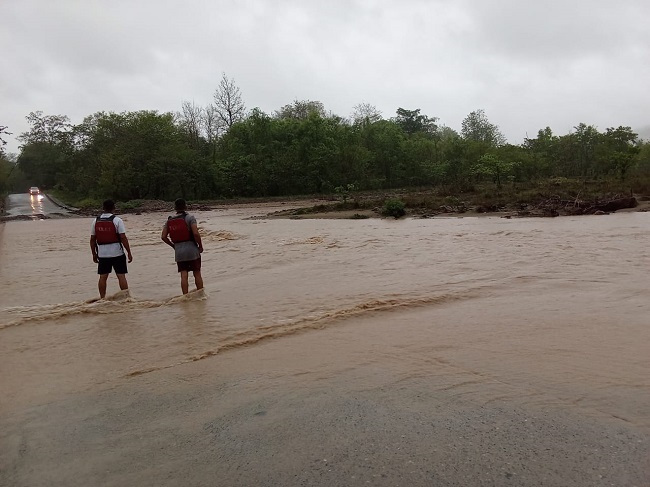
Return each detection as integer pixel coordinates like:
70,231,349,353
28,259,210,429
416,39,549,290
95,215,121,245
167,213,193,243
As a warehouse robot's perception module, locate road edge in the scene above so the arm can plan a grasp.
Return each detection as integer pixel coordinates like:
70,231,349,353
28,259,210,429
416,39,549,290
43,192,80,212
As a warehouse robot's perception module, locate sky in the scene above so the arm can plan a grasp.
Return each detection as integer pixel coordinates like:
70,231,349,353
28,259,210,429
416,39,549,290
2,0,650,154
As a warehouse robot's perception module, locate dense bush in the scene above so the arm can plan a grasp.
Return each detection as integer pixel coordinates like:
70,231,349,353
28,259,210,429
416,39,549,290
76,198,102,209
118,199,144,210
381,198,406,218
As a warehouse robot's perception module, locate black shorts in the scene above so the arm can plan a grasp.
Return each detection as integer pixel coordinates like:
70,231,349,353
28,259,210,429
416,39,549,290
177,257,201,273
98,254,128,275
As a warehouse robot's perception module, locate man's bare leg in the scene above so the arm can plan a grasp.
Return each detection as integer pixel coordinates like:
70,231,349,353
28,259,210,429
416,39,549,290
180,270,189,294
193,271,204,291
98,274,109,298
116,274,128,291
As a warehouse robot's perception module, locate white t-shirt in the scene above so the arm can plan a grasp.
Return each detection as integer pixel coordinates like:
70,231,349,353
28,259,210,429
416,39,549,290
91,213,126,258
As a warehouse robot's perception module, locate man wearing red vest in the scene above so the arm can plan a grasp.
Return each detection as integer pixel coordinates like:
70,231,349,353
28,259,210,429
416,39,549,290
161,198,204,294
90,199,133,298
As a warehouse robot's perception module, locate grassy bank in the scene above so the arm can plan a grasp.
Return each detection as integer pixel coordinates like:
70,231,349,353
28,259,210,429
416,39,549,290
47,189,342,213
281,177,648,218
48,176,649,218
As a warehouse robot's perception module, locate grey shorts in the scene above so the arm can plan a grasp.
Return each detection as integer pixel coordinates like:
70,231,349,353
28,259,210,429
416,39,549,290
177,257,201,273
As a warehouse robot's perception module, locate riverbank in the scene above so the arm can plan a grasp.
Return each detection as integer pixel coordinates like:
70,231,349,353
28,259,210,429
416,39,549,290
49,178,650,220
264,194,650,220
81,191,650,220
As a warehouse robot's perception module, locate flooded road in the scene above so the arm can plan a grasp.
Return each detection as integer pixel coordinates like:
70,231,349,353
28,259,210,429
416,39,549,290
1,206,649,486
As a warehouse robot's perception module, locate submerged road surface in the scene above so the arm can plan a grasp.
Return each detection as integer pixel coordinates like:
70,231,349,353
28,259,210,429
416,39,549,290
1,207,649,486
4,192,71,218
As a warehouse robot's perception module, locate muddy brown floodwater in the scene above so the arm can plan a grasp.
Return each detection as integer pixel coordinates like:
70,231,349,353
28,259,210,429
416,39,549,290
1,204,649,486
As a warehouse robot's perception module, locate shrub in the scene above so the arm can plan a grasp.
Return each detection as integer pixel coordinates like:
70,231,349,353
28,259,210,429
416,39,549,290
76,198,102,209
443,195,461,206
381,198,406,218
118,199,144,210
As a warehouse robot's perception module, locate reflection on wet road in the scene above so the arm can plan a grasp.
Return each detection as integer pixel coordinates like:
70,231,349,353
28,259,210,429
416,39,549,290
4,193,71,217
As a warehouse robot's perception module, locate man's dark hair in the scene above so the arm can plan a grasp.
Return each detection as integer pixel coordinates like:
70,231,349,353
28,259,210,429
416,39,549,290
103,199,115,212
175,198,187,212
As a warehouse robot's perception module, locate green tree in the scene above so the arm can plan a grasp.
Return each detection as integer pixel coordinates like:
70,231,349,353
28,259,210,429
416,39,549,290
461,109,506,147
472,154,518,188
494,144,534,182
402,134,442,185
572,123,601,177
632,141,650,179
72,111,206,200
274,100,327,120
361,120,405,188
350,103,382,126
600,126,639,179
217,109,280,196
438,125,459,140
17,112,73,188
0,125,11,155
0,153,11,193
202,103,221,164
179,101,205,150
393,108,438,137
523,127,559,177
18,112,72,146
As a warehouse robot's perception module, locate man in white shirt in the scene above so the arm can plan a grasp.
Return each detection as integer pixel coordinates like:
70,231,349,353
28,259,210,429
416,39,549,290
90,199,133,298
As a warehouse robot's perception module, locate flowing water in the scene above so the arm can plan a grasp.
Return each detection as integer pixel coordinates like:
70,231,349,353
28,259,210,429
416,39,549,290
1,204,649,485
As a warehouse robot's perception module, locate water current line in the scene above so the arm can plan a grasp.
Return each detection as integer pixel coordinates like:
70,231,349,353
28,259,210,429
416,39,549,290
0,289,207,329
125,285,494,378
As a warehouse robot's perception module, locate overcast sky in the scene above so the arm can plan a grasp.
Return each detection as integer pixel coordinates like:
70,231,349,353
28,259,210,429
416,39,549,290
2,0,650,154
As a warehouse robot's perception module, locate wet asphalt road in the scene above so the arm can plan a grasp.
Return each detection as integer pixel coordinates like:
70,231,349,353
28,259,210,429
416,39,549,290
4,192,71,217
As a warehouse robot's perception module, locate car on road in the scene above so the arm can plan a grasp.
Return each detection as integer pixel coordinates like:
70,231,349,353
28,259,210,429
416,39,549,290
29,186,40,195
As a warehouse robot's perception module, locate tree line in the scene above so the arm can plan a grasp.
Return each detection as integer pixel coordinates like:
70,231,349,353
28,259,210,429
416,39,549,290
3,74,649,203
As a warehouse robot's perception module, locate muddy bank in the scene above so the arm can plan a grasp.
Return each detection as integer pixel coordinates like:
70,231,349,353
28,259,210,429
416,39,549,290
0,212,74,222
264,194,650,220
58,187,650,221
71,196,334,217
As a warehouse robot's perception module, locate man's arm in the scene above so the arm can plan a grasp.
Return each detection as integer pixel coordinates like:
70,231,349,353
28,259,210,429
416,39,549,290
191,223,203,253
120,234,133,263
90,236,98,263
161,225,175,249
114,217,132,262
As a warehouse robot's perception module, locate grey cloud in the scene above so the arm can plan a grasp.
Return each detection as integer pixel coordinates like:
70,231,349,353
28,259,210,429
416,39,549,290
461,0,650,63
1,0,649,153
